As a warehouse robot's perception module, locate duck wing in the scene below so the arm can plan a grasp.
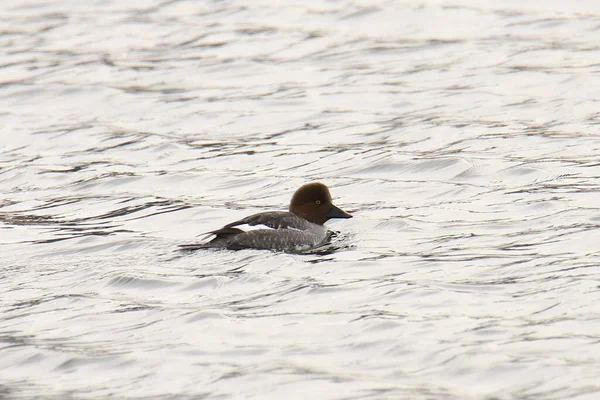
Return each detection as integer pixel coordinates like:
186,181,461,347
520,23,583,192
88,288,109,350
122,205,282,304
222,211,308,231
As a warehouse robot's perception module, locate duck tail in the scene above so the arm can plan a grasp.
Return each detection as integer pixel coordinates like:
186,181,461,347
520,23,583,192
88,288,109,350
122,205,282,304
179,228,244,251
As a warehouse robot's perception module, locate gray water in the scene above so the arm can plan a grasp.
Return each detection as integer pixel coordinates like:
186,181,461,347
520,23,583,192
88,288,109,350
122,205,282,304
2,0,600,399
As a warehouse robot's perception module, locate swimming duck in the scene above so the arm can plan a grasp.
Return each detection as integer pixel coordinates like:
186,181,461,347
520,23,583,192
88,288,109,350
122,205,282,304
180,182,352,252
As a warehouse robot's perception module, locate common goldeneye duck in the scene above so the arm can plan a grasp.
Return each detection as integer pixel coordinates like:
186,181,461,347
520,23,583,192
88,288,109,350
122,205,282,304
180,182,352,253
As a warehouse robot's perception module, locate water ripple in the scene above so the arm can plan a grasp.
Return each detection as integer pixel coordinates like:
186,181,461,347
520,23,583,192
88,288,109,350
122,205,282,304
1,0,600,399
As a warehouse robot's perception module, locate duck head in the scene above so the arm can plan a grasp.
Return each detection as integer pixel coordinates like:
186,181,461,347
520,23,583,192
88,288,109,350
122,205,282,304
289,182,352,225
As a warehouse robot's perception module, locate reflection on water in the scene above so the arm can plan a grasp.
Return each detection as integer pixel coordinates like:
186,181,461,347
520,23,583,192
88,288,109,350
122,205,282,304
2,0,600,398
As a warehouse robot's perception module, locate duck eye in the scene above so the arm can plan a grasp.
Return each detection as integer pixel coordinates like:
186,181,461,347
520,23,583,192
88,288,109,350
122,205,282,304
315,200,321,205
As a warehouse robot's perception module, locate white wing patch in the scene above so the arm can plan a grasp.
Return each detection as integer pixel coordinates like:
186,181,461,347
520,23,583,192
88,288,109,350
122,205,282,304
235,223,277,232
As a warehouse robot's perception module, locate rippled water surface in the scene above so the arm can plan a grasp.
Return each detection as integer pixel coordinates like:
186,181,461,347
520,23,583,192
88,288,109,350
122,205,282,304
2,0,600,398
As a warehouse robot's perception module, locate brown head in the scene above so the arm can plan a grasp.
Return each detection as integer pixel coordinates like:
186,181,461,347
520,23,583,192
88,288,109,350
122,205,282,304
289,182,352,225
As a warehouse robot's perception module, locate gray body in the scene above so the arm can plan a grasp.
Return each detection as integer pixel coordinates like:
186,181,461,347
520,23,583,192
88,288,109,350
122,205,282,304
181,211,330,253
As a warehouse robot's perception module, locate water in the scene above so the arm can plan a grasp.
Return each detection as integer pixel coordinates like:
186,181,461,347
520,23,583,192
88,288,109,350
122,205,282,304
2,0,600,398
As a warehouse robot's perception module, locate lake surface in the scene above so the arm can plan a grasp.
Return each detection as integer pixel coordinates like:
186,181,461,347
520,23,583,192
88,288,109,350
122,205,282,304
2,0,600,399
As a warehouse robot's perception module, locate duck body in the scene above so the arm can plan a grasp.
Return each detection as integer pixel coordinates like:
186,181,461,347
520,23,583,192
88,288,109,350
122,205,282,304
181,182,352,253
201,211,330,252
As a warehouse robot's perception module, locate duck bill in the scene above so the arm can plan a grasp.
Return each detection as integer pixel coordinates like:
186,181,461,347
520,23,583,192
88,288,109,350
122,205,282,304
326,204,352,219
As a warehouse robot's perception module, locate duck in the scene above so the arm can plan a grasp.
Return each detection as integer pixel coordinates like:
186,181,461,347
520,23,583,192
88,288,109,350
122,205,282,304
180,182,352,253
